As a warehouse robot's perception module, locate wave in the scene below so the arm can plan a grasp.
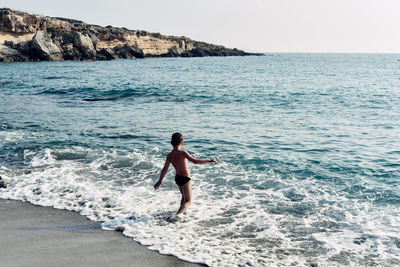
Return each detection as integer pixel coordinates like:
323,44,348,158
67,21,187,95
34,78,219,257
37,86,172,102
1,146,399,266
36,86,97,96
34,83,262,104
0,80,13,86
83,97,118,102
43,76,68,80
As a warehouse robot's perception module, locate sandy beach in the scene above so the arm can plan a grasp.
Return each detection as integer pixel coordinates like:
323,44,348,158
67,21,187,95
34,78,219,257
0,199,202,267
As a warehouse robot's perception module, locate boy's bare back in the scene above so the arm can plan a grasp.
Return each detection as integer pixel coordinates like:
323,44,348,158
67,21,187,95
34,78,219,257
167,149,191,178
154,133,217,190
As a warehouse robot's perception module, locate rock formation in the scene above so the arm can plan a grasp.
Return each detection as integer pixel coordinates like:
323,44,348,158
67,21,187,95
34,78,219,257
0,8,262,62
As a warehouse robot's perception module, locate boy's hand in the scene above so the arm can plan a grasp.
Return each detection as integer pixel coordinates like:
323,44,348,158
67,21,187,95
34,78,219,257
211,158,218,164
154,181,161,190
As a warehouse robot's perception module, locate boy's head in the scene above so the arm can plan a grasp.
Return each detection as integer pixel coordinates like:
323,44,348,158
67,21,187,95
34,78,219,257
171,132,183,147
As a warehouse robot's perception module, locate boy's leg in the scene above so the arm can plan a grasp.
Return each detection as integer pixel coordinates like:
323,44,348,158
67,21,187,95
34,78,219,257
178,186,185,206
176,181,192,215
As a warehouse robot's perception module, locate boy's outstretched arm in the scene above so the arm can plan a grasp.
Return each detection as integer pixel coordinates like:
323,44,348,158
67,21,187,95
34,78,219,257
184,151,218,164
154,156,170,190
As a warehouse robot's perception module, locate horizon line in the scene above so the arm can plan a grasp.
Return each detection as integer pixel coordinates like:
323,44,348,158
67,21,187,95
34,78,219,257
257,51,400,55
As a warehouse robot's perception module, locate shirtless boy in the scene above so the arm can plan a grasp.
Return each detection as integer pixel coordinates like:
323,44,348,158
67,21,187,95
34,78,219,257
154,132,217,219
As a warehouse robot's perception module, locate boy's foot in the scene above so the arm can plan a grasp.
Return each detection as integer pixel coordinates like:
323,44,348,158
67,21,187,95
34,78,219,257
167,214,181,223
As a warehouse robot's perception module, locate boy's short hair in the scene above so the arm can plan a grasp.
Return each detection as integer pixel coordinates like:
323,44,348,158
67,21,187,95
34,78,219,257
171,132,183,146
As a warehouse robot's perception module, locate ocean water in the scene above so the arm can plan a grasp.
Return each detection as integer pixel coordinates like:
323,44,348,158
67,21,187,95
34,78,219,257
1,54,399,266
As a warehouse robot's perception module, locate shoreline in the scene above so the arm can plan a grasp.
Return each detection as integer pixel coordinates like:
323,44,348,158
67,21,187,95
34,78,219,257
0,198,203,267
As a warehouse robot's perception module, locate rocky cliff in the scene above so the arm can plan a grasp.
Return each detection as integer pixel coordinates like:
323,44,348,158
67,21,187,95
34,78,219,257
0,8,262,62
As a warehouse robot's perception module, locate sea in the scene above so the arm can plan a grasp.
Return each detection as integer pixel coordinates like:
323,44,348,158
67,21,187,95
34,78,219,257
1,54,399,266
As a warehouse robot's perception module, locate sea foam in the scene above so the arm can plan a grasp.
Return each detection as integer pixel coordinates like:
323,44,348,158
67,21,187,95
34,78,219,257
1,144,399,266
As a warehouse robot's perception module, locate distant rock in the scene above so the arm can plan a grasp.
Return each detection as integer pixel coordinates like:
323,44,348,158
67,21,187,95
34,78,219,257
113,43,144,59
74,32,96,59
0,43,26,62
96,48,118,60
30,30,63,60
0,8,263,62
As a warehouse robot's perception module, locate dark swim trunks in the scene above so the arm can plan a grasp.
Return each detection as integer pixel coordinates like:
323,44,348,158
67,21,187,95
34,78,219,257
175,175,191,187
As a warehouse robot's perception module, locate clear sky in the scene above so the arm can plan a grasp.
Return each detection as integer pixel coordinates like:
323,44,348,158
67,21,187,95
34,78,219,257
1,0,399,53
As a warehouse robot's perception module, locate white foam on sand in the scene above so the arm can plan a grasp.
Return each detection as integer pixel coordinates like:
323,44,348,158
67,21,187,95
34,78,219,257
1,146,400,266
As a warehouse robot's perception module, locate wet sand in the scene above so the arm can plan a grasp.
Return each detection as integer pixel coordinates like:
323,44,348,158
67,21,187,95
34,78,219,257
0,199,203,267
